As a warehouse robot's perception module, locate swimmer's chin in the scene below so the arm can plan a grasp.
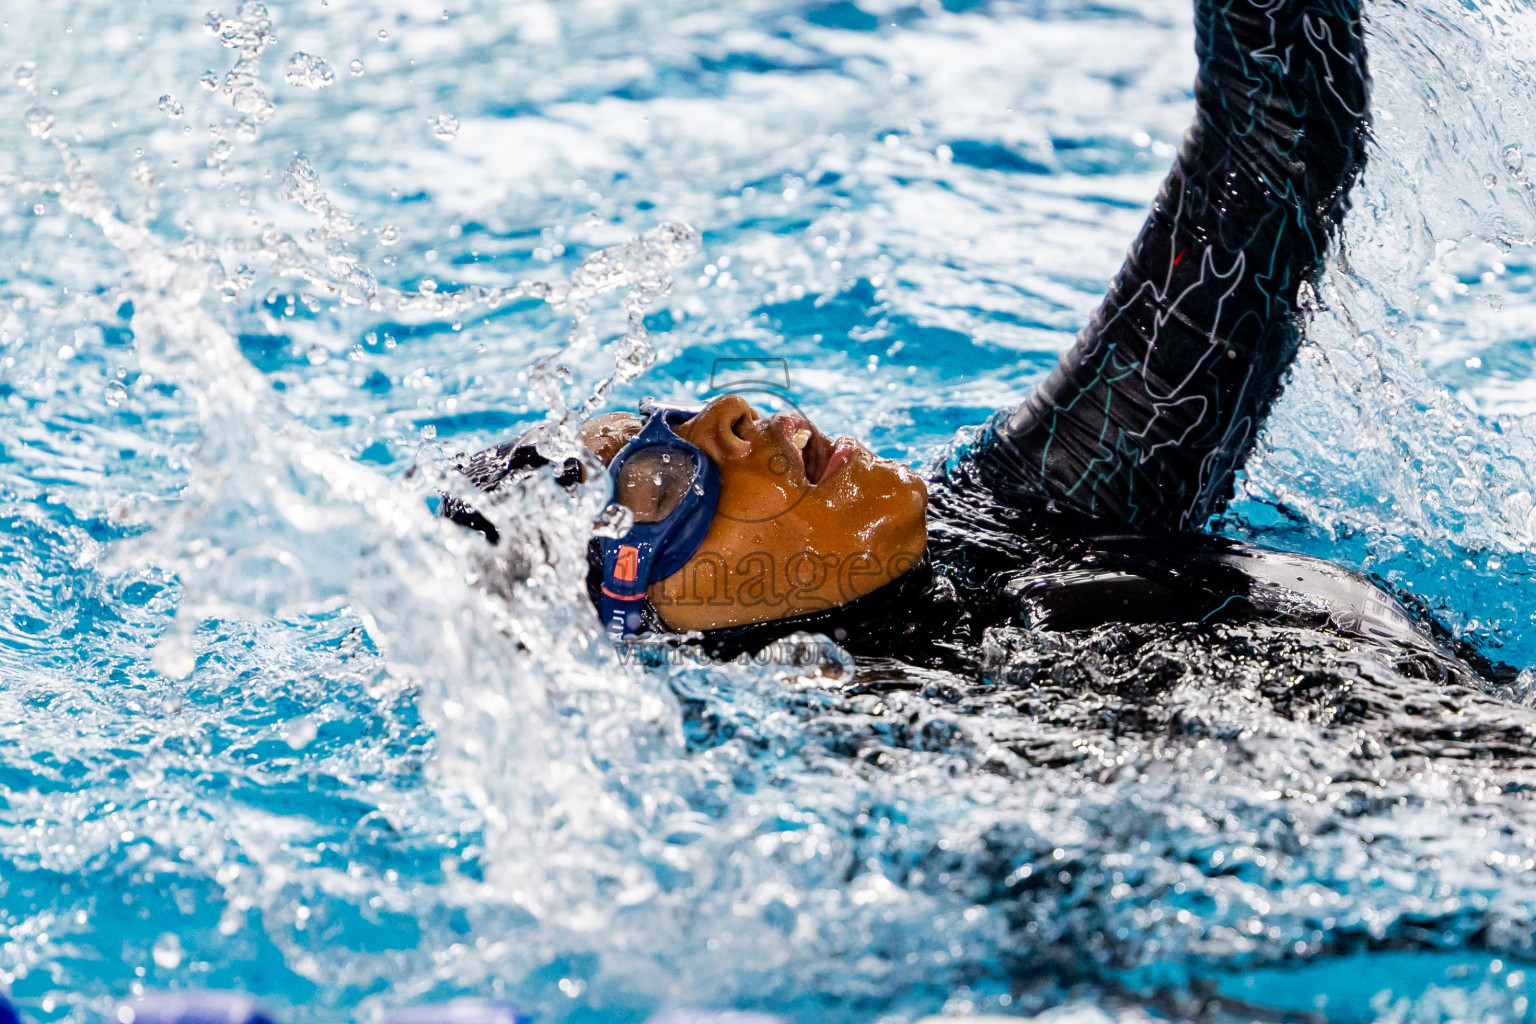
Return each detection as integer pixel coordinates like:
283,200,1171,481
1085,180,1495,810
875,463,929,550
829,443,926,495
852,452,930,535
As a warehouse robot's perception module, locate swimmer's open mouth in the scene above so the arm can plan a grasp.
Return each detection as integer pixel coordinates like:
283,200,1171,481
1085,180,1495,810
773,413,836,484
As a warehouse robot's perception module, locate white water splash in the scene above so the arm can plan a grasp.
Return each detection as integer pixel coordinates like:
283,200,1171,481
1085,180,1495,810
7,0,1536,1021
0,7,702,1013
1227,0,1536,655
206,2,279,135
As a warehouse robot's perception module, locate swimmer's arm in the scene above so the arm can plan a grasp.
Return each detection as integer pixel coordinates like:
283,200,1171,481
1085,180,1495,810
972,0,1370,531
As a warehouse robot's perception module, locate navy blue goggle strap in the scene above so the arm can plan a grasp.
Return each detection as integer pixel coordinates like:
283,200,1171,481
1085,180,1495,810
597,400,721,639
599,540,651,637
636,398,704,428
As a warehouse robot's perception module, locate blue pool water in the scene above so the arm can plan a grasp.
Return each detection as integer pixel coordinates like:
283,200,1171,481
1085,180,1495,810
7,0,1536,1022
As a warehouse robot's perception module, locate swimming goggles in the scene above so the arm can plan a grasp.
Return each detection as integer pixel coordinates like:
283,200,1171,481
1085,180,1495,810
596,399,721,637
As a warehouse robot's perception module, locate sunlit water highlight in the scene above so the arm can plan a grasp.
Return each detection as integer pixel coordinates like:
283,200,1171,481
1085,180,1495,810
6,1,1536,1023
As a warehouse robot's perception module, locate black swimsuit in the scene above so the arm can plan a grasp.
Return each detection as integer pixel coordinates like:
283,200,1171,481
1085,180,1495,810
448,0,1504,684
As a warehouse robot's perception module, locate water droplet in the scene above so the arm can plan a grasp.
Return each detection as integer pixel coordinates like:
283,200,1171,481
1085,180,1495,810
151,934,183,970
430,112,460,141
1503,145,1524,173
158,94,184,119
199,70,219,90
25,106,55,139
14,61,38,94
32,203,45,216
421,424,437,441
377,29,389,40
231,79,275,123
348,59,365,76
103,381,128,407
377,225,400,245
1484,173,1498,189
339,263,377,295
283,52,335,89
280,155,324,208
237,2,270,26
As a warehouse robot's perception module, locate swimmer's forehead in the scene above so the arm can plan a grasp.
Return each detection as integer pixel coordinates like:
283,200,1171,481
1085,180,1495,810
580,412,643,466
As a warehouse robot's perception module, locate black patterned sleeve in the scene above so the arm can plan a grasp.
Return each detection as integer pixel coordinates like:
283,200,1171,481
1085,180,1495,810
971,0,1370,530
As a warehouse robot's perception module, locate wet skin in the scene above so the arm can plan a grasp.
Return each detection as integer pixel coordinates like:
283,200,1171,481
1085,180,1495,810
580,395,929,631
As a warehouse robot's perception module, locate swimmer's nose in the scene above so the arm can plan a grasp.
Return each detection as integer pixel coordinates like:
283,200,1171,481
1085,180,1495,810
678,394,759,462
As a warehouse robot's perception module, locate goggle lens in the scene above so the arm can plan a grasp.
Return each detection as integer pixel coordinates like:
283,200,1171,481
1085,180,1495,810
616,446,700,524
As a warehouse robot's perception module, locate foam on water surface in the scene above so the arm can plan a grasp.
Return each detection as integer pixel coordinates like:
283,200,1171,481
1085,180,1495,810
5,1,1536,1023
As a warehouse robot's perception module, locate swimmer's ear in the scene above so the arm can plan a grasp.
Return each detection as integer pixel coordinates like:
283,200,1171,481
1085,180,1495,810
579,412,642,466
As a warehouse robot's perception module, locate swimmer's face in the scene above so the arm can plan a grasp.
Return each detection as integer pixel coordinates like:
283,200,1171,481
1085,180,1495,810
581,395,928,632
